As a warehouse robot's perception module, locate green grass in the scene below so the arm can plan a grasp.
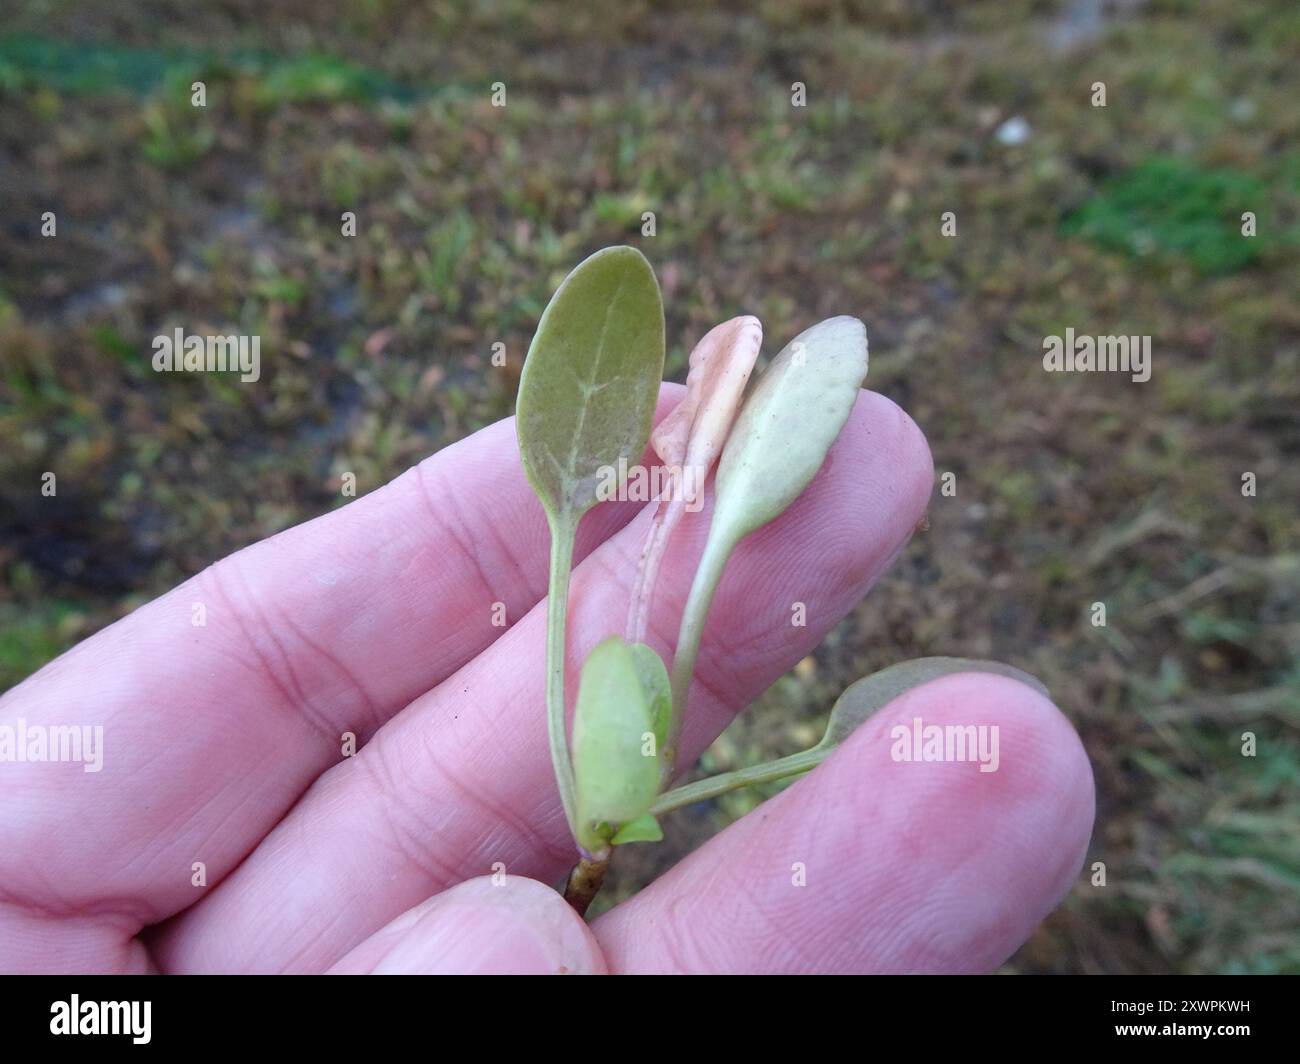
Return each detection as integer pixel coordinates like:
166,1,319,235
0,33,420,103
1063,157,1277,274
0,599,87,691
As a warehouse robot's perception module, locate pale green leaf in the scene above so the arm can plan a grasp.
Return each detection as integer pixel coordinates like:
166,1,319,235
816,656,1049,751
712,315,868,543
629,641,672,750
572,636,662,854
652,657,1050,816
610,812,664,845
667,316,868,744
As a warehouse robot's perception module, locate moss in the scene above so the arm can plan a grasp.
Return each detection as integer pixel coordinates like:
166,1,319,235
1062,157,1273,275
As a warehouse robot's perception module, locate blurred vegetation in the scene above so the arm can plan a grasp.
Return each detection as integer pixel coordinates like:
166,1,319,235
1,0,1297,973
1063,156,1272,273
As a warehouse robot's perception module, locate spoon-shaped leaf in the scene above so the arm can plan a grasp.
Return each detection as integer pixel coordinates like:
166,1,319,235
516,246,665,840
712,314,868,539
572,636,669,856
665,316,868,773
651,658,1049,815
627,315,763,644
814,656,1048,751
518,245,666,520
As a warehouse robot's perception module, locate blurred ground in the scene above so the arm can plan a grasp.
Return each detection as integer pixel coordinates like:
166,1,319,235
1,0,1297,973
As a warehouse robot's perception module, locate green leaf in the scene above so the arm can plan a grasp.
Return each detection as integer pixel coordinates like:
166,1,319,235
610,812,664,845
667,316,868,754
572,636,663,855
515,245,665,845
816,657,1048,751
712,315,868,542
651,657,1049,816
629,641,672,750
517,245,665,523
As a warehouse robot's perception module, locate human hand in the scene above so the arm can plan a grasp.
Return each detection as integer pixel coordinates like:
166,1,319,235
0,386,1093,974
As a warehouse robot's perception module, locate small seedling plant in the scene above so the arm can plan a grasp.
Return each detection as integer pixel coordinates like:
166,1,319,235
516,246,1042,914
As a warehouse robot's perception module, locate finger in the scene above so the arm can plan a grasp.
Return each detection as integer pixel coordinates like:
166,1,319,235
327,876,604,975
0,390,681,945
155,389,933,972
592,673,1095,973
0,902,154,975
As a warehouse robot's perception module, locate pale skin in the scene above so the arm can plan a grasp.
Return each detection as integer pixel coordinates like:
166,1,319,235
0,385,1095,974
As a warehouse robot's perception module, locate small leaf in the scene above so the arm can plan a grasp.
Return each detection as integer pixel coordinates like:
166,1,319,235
817,657,1049,751
711,315,867,543
572,636,663,854
627,316,763,644
651,658,1050,817
516,245,666,523
651,315,763,470
667,316,868,741
610,812,663,845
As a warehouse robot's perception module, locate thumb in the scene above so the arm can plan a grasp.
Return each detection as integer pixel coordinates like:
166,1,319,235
328,876,606,975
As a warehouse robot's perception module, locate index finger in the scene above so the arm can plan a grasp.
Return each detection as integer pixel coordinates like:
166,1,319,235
0,389,681,950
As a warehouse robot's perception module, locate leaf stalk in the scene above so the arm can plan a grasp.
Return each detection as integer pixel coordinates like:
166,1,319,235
545,512,580,838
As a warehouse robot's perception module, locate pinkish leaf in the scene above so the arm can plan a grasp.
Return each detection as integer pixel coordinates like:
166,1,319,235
651,315,763,471
627,316,762,644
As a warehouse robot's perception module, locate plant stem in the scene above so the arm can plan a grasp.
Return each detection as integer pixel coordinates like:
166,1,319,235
546,513,579,839
651,747,825,815
563,856,608,917
663,526,737,786
625,495,675,645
